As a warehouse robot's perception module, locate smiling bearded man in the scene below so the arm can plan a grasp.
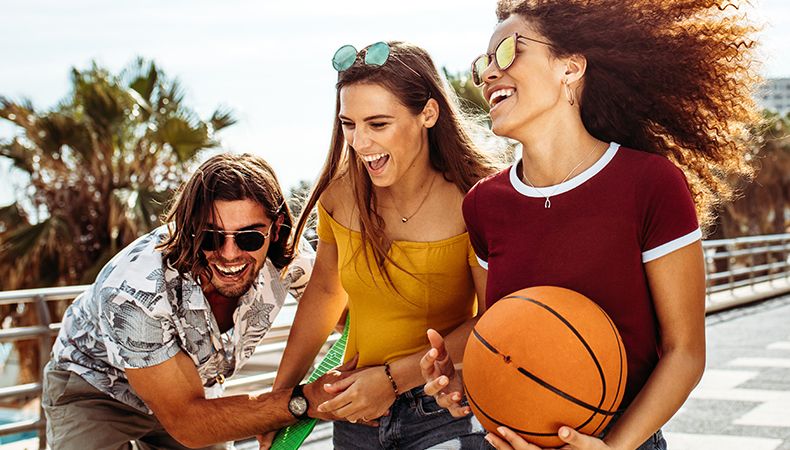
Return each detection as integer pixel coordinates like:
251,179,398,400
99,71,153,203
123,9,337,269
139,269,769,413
41,153,346,450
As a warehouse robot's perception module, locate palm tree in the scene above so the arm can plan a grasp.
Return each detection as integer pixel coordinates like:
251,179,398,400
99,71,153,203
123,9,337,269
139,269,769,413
0,58,235,383
712,111,790,238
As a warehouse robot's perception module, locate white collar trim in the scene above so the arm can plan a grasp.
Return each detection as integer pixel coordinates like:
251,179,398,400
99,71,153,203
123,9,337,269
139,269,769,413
509,142,620,198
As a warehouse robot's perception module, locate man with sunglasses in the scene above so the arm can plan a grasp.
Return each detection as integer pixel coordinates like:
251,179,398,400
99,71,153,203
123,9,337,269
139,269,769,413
42,153,343,449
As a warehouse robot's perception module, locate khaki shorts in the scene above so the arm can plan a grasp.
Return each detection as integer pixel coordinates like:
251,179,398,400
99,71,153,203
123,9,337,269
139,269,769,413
42,362,230,450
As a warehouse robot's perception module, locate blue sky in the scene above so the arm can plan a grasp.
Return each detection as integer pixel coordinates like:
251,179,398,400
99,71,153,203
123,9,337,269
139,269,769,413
1,0,789,207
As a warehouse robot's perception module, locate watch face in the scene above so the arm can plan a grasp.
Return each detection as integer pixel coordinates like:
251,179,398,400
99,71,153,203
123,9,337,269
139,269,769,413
289,396,308,416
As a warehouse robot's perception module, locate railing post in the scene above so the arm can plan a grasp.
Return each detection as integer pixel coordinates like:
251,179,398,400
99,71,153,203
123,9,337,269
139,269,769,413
34,294,51,450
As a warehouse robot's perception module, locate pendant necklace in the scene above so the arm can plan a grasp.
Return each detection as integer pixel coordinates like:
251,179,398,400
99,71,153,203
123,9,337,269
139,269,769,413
521,142,603,208
388,172,438,223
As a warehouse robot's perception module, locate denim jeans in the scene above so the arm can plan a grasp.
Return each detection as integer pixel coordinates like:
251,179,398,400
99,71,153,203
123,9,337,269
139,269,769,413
634,430,667,450
332,386,491,450
601,413,668,450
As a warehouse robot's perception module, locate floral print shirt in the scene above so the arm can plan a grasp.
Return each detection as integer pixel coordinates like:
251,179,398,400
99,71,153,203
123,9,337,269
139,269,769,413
51,225,313,413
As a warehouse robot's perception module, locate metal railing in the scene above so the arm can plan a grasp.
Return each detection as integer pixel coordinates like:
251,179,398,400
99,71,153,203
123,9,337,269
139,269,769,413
0,233,789,446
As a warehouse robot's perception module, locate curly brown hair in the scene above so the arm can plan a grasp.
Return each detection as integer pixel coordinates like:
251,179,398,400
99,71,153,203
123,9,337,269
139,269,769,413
497,0,761,228
157,153,295,281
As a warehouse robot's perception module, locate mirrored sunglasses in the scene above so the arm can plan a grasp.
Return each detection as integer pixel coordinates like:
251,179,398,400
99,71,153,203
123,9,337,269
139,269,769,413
196,229,270,252
332,41,391,72
471,33,553,86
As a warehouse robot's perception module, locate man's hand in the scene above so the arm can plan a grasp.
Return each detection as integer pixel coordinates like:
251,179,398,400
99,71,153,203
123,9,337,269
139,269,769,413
420,329,470,417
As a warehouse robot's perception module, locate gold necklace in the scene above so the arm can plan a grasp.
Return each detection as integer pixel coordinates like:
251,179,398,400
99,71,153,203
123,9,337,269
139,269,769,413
521,142,603,209
388,172,438,223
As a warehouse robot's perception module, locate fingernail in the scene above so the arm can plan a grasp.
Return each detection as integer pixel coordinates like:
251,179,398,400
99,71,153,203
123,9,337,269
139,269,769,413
453,393,461,401
439,377,448,386
429,349,438,357
484,436,493,445
560,427,570,438
497,426,507,435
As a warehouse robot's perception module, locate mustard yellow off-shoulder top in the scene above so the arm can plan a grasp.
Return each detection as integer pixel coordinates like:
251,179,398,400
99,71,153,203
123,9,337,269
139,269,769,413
316,203,479,368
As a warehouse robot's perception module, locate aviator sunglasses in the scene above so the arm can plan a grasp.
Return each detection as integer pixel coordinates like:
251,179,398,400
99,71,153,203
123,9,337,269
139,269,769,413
471,33,553,86
332,41,391,71
196,229,271,252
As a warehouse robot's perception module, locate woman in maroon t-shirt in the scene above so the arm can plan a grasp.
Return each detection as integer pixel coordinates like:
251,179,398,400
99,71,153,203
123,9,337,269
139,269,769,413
421,1,760,449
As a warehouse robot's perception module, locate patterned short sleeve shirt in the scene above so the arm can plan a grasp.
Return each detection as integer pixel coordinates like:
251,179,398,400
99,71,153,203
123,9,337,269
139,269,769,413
52,225,314,413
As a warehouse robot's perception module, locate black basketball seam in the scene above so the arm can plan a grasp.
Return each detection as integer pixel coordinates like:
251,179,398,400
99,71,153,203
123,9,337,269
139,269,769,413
472,327,618,417
505,295,613,415
464,380,562,437
589,305,627,436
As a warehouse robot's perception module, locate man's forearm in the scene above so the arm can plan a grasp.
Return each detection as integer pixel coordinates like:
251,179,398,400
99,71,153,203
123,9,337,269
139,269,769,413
160,388,296,448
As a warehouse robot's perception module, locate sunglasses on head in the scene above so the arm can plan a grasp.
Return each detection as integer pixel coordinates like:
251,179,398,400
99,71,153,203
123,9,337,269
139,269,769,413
471,33,553,86
332,41,391,72
195,229,270,252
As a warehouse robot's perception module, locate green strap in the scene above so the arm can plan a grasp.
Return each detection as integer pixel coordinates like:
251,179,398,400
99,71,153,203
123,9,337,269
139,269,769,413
270,318,349,449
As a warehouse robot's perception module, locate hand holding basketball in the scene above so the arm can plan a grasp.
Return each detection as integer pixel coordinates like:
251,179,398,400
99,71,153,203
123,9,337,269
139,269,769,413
420,329,471,417
486,426,614,450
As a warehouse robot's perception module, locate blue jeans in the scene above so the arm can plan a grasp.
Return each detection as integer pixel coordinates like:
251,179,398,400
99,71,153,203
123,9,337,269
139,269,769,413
601,414,667,450
635,430,667,450
333,386,491,450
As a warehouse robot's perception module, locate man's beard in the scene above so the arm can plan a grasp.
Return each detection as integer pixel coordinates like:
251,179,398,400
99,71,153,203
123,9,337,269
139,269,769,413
206,257,263,298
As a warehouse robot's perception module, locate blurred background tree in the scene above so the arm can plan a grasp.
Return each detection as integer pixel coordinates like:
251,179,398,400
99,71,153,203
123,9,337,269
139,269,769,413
0,58,235,384
712,111,790,238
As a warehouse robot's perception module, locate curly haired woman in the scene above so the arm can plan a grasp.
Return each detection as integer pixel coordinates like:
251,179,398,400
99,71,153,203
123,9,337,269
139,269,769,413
421,1,760,449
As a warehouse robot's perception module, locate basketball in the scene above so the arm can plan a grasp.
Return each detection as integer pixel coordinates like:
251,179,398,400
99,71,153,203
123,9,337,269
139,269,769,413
462,286,627,448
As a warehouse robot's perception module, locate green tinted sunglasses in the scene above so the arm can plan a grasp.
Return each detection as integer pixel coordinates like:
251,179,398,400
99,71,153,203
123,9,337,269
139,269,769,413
471,33,553,86
332,41,391,72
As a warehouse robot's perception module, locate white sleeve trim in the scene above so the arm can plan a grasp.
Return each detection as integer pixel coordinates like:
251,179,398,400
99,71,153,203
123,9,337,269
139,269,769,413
642,228,702,263
476,255,489,270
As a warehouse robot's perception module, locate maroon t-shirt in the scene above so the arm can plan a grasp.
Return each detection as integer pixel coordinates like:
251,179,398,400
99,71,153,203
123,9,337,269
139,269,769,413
463,143,701,406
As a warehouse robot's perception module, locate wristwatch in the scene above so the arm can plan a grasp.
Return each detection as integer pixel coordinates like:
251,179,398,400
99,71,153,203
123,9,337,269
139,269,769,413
288,384,309,420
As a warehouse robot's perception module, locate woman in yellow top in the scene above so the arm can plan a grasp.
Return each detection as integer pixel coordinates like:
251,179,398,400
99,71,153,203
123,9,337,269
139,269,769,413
272,41,495,449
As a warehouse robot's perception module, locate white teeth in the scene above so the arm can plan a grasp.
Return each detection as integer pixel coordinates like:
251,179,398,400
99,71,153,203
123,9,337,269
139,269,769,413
360,153,388,162
216,263,247,275
489,88,515,106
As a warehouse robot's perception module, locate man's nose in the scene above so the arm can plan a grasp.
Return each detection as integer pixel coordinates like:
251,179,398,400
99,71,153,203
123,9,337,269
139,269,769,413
218,235,243,259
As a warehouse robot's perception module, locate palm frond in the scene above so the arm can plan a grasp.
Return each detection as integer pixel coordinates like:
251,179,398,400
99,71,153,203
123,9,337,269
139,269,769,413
0,139,36,174
156,117,213,162
0,202,28,234
209,107,237,132
1,96,37,130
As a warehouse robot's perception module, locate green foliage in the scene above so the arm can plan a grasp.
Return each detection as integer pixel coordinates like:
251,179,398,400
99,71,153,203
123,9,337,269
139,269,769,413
286,179,318,247
443,68,490,124
0,58,235,290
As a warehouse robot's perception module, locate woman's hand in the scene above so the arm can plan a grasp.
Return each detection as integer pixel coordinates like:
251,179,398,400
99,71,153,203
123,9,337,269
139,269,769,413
420,329,470,417
316,360,395,424
486,426,616,450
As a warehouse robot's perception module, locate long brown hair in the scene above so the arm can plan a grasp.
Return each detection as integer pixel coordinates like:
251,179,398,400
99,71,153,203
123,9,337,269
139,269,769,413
292,41,494,280
497,0,761,228
158,153,295,281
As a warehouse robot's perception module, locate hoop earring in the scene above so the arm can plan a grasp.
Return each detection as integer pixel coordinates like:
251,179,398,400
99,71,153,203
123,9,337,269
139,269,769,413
564,80,576,106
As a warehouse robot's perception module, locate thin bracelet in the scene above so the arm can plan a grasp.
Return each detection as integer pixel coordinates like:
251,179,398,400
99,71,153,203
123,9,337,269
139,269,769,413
383,362,399,396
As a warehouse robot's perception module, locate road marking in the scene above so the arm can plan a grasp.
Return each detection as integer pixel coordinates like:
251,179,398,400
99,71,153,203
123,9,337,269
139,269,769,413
728,357,790,368
664,432,782,450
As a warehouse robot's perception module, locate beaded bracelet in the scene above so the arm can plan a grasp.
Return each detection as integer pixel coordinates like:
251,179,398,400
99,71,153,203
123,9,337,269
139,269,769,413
383,362,399,396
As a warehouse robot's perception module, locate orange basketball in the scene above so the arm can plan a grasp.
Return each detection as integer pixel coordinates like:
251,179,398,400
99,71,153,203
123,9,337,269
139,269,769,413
462,286,627,448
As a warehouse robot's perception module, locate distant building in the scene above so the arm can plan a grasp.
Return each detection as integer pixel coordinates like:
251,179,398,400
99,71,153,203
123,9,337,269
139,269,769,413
758,78,790,116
